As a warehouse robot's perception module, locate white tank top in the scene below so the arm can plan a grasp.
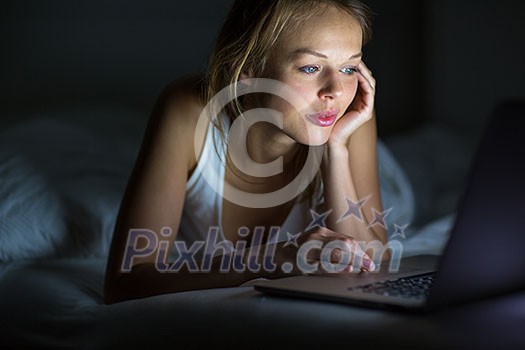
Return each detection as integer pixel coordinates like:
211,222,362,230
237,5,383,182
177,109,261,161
177,117,320,247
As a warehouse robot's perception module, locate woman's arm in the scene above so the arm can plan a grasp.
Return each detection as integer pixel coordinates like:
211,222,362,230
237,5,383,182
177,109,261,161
103,76,259,303
321,62,390,261
322,111,386,244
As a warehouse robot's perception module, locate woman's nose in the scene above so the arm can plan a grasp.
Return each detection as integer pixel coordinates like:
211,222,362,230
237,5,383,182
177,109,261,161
318,73,344,100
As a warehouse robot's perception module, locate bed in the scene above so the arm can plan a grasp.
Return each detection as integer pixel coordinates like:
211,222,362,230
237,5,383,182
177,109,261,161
2,105,499,349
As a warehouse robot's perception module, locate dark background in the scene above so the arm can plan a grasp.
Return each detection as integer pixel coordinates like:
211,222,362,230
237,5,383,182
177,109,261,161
2,0,524,139
1,0,524,225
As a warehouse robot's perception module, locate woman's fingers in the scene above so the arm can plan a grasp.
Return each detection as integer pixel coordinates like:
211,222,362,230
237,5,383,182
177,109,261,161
357,61,376,91
354,62,376,112
299,231,376,273
345,61,374,120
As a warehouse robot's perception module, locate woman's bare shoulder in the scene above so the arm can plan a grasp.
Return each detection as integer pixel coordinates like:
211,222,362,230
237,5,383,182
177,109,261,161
155,74,206,127
146,74,208,172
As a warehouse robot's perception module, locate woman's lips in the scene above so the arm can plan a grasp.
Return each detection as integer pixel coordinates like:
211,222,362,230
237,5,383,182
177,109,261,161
305,110,338,127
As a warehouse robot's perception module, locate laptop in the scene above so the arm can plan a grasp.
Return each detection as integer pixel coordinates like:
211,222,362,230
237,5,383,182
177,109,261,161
253,101,525,313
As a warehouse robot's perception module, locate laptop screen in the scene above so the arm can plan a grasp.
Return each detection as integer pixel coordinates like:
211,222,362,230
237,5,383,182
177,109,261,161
427,100,525,310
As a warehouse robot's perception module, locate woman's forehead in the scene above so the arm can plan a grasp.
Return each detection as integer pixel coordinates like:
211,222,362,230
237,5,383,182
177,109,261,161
274,8,363,58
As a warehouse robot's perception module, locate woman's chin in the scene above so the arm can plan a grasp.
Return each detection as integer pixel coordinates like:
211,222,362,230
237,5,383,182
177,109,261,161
296,130,330,146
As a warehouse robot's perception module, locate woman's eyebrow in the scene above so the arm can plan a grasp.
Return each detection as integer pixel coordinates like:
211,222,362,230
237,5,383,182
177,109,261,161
288,48,362,61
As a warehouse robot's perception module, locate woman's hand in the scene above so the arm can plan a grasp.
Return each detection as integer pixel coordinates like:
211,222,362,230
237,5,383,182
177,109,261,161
272,227,376,277
328,61,376,148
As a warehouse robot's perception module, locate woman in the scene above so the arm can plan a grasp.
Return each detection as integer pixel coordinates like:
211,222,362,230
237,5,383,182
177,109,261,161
104,0,390,304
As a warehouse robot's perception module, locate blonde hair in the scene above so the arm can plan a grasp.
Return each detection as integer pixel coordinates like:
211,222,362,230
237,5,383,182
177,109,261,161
203,0,373,204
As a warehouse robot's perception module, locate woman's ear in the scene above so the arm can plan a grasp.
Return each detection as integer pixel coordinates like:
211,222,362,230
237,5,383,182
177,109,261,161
239,68,254,85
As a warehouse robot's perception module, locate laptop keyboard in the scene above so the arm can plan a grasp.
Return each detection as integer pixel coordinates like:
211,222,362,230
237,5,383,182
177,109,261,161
348,272,436,299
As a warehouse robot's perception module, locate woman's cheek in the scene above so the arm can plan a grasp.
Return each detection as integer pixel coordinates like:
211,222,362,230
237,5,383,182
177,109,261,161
289,84,317,108
345,80,359,105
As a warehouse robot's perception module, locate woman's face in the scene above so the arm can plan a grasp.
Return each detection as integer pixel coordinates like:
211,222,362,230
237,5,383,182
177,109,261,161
259,6,363,146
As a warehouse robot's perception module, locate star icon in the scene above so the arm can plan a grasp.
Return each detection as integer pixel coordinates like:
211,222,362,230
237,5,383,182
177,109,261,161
283,232,301,248
367,207,393,229
305,209,332,231
337,195,370,223
391,223,409,239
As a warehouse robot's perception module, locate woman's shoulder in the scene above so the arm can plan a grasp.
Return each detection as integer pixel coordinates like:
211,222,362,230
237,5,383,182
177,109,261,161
147,74,208,172
156,74,206,127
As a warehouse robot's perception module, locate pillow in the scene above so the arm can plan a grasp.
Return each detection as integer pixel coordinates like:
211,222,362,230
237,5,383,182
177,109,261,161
0,108,143,261
383,123,471,227
0,152,69,262
377,139,416,239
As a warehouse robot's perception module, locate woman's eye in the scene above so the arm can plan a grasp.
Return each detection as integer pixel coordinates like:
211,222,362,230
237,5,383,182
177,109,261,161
299,65,319,74
341,67,357,75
